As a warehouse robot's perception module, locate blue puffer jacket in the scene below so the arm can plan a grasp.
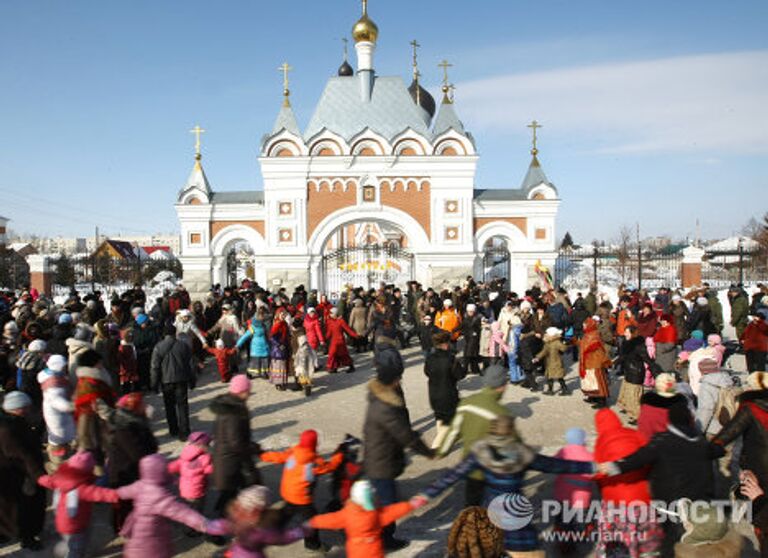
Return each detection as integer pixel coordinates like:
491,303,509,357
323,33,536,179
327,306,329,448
237,320,269,358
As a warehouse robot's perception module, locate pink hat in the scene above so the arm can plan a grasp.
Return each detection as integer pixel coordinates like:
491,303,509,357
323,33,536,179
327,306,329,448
229,374,251,394
67,451,96,473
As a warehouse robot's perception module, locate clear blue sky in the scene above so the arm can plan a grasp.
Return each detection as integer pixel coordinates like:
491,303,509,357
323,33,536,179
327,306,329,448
1,0,766,242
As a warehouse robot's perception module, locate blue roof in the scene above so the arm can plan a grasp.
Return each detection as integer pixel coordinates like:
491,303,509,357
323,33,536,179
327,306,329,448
210,191,264,204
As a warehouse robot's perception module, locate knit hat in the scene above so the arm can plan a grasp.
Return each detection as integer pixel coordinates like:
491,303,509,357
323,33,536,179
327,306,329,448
28,339,47,353
466,304,477,313
707,334,722,346
67,451,96,473
2,391,32,412
58,313,73,325
350,480,376,511
298,429,318,451
748,372,768,391
229,374,251,395
565,427,587,446
696,297,708,307
375,346,404,385
443,299,453,307
215,339,225,349
520,300,532,312
654,373,677,397
690,330,704,341
135,314,149,326
307,307,316,314
483,364,508,389
46,354,67,373
187,431,212,446
236,485,271,513
117,392,146,416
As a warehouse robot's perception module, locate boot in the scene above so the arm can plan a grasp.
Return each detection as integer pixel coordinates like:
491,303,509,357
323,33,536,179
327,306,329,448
558,379,570,396
545,380,554,395
304,384,312,397
346,363,355,373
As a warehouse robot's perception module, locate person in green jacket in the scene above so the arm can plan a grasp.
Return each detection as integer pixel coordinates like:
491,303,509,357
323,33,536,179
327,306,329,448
729,287,750,340
437,364,510,506
705,284,724,334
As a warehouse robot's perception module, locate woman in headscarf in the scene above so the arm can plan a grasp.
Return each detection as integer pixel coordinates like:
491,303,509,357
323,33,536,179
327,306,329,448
268,308,291,390
325,308,358,374
579,317,612,408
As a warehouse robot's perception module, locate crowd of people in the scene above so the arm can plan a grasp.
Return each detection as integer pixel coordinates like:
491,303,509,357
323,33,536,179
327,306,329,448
0,276,767,557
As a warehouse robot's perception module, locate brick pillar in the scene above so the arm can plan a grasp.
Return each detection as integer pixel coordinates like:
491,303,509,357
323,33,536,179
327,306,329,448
680,245,705,289
27,254,53,297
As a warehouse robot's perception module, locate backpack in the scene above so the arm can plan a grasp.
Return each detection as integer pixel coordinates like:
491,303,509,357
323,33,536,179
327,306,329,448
715,385,744,427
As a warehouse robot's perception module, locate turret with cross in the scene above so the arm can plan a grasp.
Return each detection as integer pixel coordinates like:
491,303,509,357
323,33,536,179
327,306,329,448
438,59,453,103
279,62,293,107
527,120,542,157
189,125,205,161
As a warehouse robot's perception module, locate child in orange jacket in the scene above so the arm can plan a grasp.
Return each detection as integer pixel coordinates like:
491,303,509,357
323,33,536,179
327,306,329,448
259,429,343,551
205,339,238,382
310,480,427,558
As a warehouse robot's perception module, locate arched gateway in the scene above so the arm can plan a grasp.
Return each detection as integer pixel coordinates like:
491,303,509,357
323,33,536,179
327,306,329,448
175,3,560,299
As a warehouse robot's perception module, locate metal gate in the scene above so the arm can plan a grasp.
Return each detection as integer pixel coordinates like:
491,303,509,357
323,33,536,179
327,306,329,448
321,244,414,297
482,247,510,283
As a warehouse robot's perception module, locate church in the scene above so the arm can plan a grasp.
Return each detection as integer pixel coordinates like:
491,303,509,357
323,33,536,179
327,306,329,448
176,1,560,299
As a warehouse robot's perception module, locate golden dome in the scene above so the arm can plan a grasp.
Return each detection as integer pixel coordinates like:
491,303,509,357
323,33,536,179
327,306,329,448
352,1,378,43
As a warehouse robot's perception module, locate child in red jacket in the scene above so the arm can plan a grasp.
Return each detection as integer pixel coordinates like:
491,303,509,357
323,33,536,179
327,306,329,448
260,429,344,551
118,329,139,395
205,339,239,382
37,451,120,558
168,431,214,536
742,311,768,373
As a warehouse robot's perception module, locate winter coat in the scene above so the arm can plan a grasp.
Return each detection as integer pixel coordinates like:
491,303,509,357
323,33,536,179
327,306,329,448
236,320,269,358
435,308,461,339
636,311,658,339
47,324,72,357
16,349,45,407
730,293,750,334
671,302,689,342
687,306,716,336
348,306,368,336
553,444,594,508
742,318,768,352
133,323,160,357
261,445,343,505
210,394,256,491
325,317,356,368
117,454,216,558
615,308,637,337
593,409,650,505
547,302,570,330
615,336,660,385
269,320,289,360
696,370,733,436
461,313,483,357
118,342,139,384
637,392,688,441
303,314,325,349
74,366,116,452
107,408,158,488
535,334,567,380
0,411,46,538
38,462,119,534
205,346,237,378
653,324,678,373
37,369,75,446
150,335,194,389
167,444,213,501
478,322,492,358
615,425,722,504
310,501,415,558
686,344,725,396
418,323,437,352
362,379,432,480
424,348,465,422
228,525,306,558
518,330,542,373
570,301,591,338
714,389,768,490
292,333,318,379
489,321,508,359
708,293,725,332
497,307,521,340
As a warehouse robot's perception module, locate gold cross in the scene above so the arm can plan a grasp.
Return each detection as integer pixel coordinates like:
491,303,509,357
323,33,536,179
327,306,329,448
278,62,292,106
438,59,453,88
527,120,542,155
189,125,205,159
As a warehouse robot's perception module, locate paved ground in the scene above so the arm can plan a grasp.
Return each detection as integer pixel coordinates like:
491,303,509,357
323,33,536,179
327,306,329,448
1,339,761,557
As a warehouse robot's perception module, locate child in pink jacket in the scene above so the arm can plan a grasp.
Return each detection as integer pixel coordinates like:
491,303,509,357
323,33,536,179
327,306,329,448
489,321,508,365
117,453,226,558
37,451,120,558
553,428,595,553
168,431,214,535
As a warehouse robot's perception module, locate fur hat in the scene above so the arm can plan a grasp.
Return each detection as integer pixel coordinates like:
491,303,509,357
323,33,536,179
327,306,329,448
229,374,251,395
654,373,677,397
28,339,47,353
46,354,67,373
483,364,508,389
2,391,32,412
235,485,272,513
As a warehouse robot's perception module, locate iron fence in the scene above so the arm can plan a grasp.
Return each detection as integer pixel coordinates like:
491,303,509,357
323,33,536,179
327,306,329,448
703,248,767,288
52,254,181,290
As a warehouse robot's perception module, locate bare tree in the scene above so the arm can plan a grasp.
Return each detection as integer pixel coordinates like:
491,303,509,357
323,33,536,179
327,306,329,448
615,225,633,283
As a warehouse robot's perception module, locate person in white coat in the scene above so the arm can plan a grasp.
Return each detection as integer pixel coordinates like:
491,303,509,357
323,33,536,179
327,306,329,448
37,354,76,469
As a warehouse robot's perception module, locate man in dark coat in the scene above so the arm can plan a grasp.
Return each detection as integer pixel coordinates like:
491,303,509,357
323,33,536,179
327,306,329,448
424,331,466,449
210,375,258,520
0,391,46,550
150,324,195,440
460,303,483,375
363,345,433,551
132,314,159,390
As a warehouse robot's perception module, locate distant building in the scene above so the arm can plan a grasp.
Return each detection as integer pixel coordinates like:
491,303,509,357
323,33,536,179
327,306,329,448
8,242,38,258
138,246,175,261
0,215,8,249
93,239,138,260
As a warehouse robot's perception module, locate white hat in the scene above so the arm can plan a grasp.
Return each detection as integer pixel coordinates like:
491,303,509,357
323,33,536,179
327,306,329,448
520,301,532,311
307,307,317,314
466,304,477,313
2,321,19,334
2,391,32,412
592,315,601,323
330,307,339,317
350,480,376,512
46,354,67,373
28,340,47,353
488,292,499,302
177,309,192,317
215,339,225,349
696,297,708,307
235,485,272,512
545,327,562,337
443,299,453,307
671,294,682,302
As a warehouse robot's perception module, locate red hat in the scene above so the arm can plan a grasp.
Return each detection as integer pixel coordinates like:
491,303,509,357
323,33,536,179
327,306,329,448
299,429,318,451
117,392,146,416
